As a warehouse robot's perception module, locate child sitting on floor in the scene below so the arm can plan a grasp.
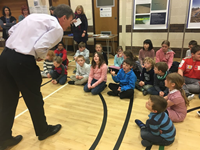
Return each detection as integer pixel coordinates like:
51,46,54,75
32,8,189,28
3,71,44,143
185,40,197,57
95,43,108,65
109,46,124,74
164,73,189,122
147,62,169,97
68,55,90,85
54,42,69,67
41,50,55,78
107,58,137,99
135,57,155,96
74,42,90,64
50,56,67,85
123,50,142,79
84,52,107,95
139,39,155,67
135,95,176,148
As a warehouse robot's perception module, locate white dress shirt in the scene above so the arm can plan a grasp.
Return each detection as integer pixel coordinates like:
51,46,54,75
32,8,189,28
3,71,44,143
6,14,63,59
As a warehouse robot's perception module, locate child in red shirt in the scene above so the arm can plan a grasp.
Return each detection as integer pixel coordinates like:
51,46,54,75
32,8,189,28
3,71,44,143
54,42,69,67
178,45,200,99
50,56,67,85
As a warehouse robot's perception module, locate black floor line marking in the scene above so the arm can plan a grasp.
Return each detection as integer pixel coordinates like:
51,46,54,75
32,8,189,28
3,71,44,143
89,93,107,150
18,80,52,99
187,106,200,113
113,97,133,150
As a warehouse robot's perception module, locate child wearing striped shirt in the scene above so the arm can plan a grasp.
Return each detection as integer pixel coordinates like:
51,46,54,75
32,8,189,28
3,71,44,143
135,95,176,148
41,50,55,78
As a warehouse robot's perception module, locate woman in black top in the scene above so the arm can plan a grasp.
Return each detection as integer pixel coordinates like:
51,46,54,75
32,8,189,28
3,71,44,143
0,6,16,40
72,5,88,46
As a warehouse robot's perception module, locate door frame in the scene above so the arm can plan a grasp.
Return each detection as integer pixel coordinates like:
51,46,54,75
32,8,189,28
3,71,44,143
92,0,119,47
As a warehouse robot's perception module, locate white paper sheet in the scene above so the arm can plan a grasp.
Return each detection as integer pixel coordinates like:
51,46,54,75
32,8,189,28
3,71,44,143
74,18,82,27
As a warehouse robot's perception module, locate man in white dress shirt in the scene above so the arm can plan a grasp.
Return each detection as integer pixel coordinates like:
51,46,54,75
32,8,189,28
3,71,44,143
0,4,73,149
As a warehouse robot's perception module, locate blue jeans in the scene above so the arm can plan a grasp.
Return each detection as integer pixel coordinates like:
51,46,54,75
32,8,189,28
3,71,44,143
147,87,168,96
50,70,67,85
84,79,106,95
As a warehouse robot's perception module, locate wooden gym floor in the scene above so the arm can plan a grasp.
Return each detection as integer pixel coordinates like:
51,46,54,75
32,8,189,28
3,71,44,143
0,48,200,150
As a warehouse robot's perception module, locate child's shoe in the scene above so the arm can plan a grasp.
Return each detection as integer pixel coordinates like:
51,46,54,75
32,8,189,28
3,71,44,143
107,91,118,96
142,90,148,96
135,119,145,128
68,81,75,85
73,68,77,74
197,111,200,116
186,93,194,100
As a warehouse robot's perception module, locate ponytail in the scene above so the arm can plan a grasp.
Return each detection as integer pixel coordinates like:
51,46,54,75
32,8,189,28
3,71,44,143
180,88,189,107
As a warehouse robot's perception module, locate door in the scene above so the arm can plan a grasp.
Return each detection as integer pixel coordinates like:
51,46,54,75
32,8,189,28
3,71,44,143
92,0,119,54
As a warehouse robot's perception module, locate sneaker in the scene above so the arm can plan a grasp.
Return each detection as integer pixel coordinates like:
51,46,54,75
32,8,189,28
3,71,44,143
197,111,200,116
142,90,148,96
186,93,195,100
73,69,76,74
135,119,145,128
107,91,118,96
141,140,152,147
68,81,75,85
0,135,23,150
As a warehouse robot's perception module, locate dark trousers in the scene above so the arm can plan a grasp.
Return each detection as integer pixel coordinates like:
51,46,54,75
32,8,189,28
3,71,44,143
50,70,67,85
147,87,168,96
84,79,106,95
0,48,48,141
140,125,174,146
108,83,134,99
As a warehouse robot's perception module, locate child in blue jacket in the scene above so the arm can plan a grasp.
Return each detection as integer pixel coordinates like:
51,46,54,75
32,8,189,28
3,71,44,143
107,58,137,99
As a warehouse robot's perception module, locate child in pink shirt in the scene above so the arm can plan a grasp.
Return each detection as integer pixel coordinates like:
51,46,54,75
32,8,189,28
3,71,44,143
164,73,189,122
156,40,175,70
84,52,107,95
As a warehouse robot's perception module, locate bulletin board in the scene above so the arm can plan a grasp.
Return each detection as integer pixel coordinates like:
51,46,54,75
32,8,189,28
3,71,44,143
132,0,170,29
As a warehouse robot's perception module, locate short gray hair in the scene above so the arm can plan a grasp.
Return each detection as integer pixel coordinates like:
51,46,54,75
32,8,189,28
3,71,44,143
54,4,73,19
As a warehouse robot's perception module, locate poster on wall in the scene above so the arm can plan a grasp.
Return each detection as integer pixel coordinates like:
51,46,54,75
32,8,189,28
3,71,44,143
100,7,112,17
29,0,49,14
187,0,200,29
132,0,170,29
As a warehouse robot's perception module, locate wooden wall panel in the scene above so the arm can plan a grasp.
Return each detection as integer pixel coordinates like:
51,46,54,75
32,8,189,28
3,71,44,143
0,0,28,22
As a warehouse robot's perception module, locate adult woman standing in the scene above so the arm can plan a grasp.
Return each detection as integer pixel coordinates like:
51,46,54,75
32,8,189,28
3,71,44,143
0,6,16,40
72,5,88,46
18,5,29,22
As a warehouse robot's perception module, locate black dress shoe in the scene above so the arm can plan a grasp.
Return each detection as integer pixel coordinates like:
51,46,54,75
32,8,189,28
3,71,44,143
0,135,23,150
38,124,62,141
